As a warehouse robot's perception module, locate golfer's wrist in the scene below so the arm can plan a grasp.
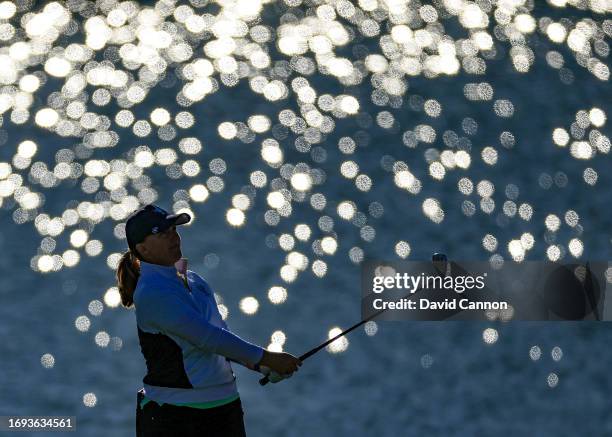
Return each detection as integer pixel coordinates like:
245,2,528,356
257,349,270,367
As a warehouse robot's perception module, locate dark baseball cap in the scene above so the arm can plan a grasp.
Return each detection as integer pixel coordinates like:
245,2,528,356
125,204,191,256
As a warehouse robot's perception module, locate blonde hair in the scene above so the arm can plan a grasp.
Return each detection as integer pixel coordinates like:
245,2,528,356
116,250,141,308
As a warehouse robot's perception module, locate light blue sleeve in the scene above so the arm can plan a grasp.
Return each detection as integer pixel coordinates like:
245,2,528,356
194,275,229,328
137,286,264,366
191,272,266,366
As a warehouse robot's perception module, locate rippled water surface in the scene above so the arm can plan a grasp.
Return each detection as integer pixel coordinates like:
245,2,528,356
0,1,610,436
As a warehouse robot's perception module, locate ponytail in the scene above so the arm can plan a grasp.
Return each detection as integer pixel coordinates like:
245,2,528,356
116,250,141,308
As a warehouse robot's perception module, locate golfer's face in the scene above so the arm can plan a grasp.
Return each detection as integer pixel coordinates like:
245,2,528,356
139,225,182,265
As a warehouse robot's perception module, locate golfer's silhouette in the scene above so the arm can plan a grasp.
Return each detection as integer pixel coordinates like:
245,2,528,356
116,204,302,436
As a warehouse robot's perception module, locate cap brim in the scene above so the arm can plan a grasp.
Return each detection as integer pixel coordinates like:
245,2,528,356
166,212,191,227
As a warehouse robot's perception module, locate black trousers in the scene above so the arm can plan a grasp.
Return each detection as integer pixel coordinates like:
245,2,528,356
136,389,247,437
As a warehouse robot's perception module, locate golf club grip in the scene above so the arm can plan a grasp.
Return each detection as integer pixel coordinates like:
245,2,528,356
259,374,270,385
258,347,315,385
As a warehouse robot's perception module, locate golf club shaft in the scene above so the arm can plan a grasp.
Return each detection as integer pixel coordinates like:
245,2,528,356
259,287,417,385
299,303,389,361
259,254,448,385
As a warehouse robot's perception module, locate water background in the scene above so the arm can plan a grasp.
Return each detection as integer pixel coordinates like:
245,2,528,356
0,4,611,436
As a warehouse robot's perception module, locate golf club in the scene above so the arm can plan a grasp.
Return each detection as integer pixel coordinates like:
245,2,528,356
259,253,449,386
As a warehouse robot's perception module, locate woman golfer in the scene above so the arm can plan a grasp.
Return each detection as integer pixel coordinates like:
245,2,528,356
116,204,302,436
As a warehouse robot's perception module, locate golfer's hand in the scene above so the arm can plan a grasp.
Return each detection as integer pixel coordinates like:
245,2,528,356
258,350,302,375
258,365,291,383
